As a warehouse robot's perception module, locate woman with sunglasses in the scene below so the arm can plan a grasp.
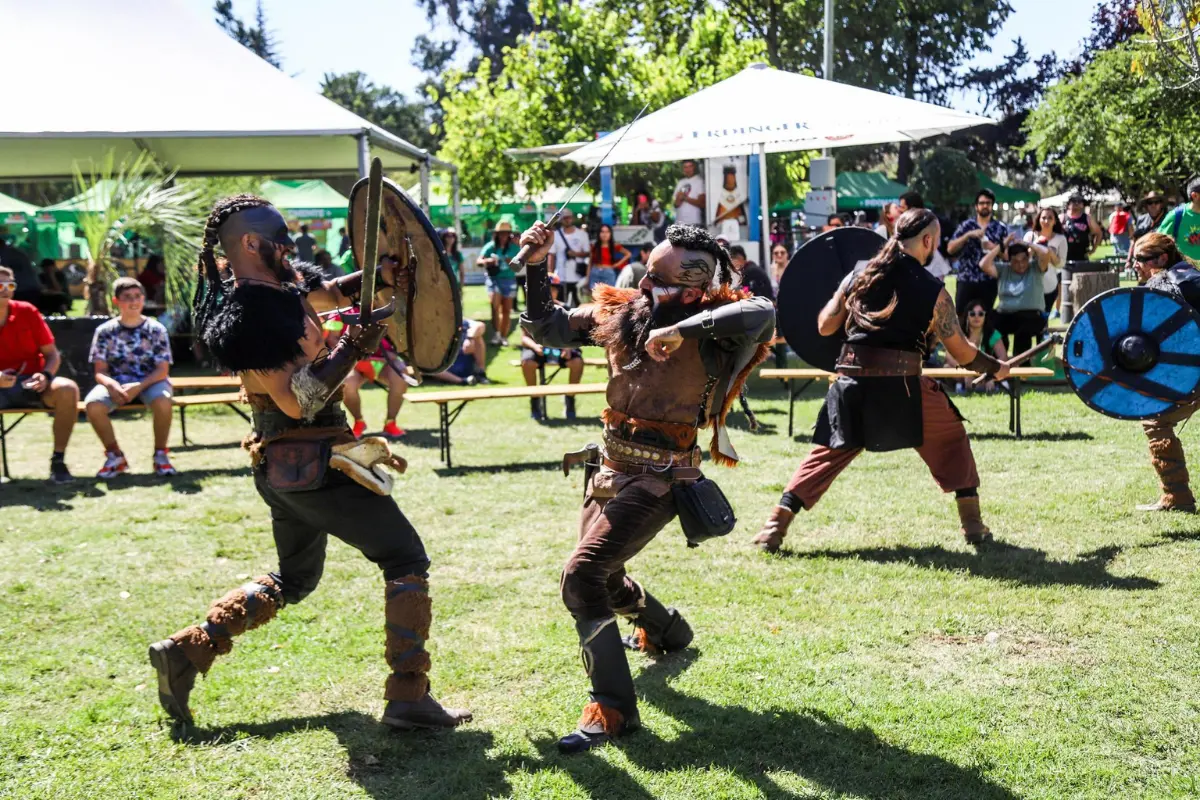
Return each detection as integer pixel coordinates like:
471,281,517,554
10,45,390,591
768,243,789,294
1129,233,1200,512
947,301,1008,394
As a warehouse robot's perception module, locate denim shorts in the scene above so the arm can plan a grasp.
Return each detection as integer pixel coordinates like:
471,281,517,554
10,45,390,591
485,275,518,298
589,268,617,289
84,378,173,410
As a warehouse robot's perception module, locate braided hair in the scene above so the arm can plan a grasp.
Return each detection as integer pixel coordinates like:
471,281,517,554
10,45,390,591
192,194,275,336
665,223,734,286
845,208,939,332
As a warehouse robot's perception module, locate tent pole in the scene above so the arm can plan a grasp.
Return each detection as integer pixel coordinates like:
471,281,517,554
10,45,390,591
356,132,370,179
451,170,462,241
758,145,769,269
823,0,834,157
419,160,431,216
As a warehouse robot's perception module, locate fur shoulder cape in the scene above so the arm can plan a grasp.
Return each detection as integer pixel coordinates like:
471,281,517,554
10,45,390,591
590,284,771,467
202,283,308,373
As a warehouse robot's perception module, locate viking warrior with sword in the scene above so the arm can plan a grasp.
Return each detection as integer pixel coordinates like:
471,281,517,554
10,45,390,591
148,169,471,730
754,209,1012,553
517,220,775,752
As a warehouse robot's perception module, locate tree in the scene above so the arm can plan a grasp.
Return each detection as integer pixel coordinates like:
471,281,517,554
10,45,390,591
1023,43,1200,198
320,72,437,152
911,147,977,216
437,2,766,205
414,0,535,79
213,0,281,68
1136,0,1200,88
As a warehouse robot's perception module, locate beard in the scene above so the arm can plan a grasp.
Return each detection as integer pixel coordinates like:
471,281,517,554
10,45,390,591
599,292,697,371
260,244,294,282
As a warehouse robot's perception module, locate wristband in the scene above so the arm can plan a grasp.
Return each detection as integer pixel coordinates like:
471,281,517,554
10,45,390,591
39,371,53,385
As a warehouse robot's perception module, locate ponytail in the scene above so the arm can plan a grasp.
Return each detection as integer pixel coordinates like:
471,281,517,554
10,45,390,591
844,208,939,332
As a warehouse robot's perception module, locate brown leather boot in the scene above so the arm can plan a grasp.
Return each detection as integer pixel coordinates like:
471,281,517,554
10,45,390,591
381,575,472,730
1138,437,1197,512
752,505,795,553
957,496,993,545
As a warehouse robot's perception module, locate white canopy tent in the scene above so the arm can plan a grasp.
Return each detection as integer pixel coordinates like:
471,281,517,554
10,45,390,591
0,0,459,226
559,64,994,263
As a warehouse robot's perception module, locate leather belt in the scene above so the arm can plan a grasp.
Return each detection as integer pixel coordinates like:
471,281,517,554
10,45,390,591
835,343,922,377
601,457,701,481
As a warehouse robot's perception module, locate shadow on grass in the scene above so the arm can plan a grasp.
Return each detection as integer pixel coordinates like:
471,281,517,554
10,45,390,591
540,652,1018,800
175,711,513,800
783,540,1158,590
434,459,561,477
0,466,251,509
969,431,1094,442
539,416,602,429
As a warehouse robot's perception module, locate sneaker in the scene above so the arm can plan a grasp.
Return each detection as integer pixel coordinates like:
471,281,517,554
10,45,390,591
351,419,367,439
474,373,492,385
381,421,406,440
153,449,178,477
49,459,74,485
489,332,504,346
97,450,128,479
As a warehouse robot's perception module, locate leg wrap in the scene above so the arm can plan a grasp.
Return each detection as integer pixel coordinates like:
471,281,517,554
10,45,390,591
1148,436,1194,506
383,575,433,702
577,617,636,717
169,575,284,674
620,589,693,654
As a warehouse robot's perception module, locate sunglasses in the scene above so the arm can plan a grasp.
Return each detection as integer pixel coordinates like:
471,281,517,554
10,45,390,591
0,281,16,292
1134,253,1162,263
967,310,986,317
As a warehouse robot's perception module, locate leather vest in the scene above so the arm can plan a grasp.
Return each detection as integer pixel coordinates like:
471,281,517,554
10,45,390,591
845,254,942,355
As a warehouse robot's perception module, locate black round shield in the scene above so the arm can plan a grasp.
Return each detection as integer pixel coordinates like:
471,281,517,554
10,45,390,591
777,227,885,371
349,178,463,375
1064,286,1200,420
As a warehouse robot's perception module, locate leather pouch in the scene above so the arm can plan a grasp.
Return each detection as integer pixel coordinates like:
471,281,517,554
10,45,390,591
672,476,736,548
264,438,330,492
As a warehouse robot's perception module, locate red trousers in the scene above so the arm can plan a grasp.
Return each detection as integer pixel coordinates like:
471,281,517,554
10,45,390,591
786,378,979,509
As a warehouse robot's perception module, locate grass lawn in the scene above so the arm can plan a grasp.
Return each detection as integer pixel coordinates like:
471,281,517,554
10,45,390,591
4,287,1200,799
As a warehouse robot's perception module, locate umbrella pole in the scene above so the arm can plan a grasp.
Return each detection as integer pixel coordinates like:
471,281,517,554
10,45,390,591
758,144,769,269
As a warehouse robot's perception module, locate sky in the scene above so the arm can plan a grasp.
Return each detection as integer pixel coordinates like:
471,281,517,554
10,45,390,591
179,0,1100,104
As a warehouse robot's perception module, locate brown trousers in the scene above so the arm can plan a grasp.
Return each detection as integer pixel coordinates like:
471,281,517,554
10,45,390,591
561,468,678,621
1141,399,1200,504
786,377,980,509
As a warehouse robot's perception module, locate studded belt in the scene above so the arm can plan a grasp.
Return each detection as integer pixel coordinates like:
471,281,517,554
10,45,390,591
602,429,700,468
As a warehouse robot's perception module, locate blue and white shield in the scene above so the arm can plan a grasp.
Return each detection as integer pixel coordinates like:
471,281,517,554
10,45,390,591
1064,286,1200,420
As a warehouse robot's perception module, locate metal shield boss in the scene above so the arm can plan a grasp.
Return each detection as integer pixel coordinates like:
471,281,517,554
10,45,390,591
348,178,464,374
776,227,886,371
1064,286,1200,420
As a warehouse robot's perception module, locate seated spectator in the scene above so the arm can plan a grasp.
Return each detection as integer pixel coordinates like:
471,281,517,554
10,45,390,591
430,319,490,385
520,331,583,421
589,223,628,294
0,265,79,483
314,249,342,280
34,258,71,315
728,245,774,301
979,239,1048,357
323,314,410,441
84,277,176,478
1,238,55,313
946,300,1009,394
615,243,652,289
137,254,167,306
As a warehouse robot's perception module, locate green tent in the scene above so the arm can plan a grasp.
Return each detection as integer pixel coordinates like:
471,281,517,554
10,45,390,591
40,179,116,222
0,189,37,218
975,172,1039,206
771,171,907,213
260,179,349,219
0,191,38,247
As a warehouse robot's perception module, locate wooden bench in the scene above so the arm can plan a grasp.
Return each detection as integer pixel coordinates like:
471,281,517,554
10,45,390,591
409,383,608,467
506,356,609,385
0,378,249,480
759,367,1055,438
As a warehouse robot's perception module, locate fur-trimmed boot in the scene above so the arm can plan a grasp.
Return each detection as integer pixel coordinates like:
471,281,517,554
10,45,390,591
957,496,993,545
1137,437,1197,512
752,505,795,553
619,590,693,654
380,575,472,730
149,575,285,724
558,617,640,754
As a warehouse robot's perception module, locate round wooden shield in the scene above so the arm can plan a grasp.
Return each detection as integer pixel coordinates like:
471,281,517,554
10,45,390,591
1064,286,1200,420
776,227,885,371
349,178,463,374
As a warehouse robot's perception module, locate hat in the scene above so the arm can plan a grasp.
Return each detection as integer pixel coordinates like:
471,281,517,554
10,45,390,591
1142,190,1166,205
494,214,516,233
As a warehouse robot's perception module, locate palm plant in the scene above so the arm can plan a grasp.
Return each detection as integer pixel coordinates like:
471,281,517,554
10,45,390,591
72,151,202,315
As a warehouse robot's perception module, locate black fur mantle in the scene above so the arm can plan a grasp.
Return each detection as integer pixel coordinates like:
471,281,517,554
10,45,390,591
202,283,308,372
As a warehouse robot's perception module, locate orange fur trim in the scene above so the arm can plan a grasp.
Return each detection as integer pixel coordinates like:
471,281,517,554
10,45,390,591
578,701,625,735
707,341,772,467
633,627,660,655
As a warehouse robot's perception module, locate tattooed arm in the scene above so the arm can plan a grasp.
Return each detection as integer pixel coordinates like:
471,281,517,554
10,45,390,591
930,289,1009,379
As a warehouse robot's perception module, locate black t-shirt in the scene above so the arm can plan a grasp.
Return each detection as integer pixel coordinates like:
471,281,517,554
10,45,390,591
1063,213,1092,262
739,262,775,301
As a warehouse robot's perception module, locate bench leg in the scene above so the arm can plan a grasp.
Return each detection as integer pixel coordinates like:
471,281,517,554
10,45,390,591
439,403,450,468
179,405,191,447
787,379,795,437
1,416,9,482
1014,380,1023,438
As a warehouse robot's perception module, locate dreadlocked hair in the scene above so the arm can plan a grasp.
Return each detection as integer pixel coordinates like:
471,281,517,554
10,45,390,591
665,224,733,285
192,194,274,335
844,208,939,333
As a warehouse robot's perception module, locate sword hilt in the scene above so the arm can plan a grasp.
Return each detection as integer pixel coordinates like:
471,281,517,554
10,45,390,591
509,210,564,270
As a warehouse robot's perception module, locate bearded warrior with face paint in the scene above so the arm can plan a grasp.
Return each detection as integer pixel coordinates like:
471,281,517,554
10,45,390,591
518,221,775,753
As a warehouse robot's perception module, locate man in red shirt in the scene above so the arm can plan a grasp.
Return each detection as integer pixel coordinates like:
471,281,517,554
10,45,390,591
0,265,79,483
